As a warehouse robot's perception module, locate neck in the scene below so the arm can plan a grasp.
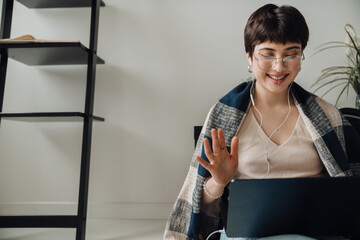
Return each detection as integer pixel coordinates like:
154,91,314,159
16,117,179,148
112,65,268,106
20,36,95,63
252,82,292,109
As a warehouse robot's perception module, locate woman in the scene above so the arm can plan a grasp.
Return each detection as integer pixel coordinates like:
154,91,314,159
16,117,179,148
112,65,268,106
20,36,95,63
164,4,360,240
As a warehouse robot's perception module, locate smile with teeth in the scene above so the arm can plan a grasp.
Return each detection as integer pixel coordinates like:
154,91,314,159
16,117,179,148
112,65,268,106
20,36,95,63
267,74,288,80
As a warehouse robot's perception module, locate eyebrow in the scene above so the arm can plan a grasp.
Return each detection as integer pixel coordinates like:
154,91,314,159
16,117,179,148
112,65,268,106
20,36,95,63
258,46,301,51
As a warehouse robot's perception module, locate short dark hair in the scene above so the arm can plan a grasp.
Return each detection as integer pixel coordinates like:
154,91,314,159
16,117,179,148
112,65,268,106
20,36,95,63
244,4,309,58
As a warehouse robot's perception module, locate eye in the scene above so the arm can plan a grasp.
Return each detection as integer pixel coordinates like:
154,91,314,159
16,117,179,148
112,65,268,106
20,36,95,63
284,55,298,60
260,54,275,60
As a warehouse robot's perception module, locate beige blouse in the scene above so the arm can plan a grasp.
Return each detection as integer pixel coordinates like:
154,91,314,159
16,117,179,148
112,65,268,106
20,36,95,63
234,109,325,179
202,109,326,218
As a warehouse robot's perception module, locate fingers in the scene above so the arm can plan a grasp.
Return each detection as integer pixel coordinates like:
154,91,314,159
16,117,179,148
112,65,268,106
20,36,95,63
230,136,239,157
211,128,226,153
195,155,211,171
211,129,220,152
203,138,215,160
204,128,228,161
218,129,226,150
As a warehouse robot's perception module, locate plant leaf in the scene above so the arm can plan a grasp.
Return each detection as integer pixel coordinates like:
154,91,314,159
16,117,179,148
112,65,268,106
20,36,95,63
320,82,347,99
311,24,360,102
335,81,351,106
345,27,360,56
312,78,349,92
311,44,354,58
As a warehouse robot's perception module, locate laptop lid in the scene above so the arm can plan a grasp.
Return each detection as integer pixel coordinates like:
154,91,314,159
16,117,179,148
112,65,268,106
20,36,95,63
223,177,360,238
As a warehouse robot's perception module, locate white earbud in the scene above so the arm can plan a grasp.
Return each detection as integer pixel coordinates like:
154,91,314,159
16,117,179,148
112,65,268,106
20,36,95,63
250,80,255,106
250,92,255,106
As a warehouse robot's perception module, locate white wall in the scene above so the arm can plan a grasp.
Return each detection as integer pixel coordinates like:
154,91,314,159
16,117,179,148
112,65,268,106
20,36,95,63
0,0,359,221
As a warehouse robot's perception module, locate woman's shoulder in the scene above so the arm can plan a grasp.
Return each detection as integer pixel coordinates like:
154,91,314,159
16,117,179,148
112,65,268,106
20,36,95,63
314,95,343,127
218,80,253,111
314,96,338,112
292,83,343,127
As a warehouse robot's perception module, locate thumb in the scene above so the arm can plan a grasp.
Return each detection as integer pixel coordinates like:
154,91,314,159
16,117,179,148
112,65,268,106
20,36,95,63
230,136,239,157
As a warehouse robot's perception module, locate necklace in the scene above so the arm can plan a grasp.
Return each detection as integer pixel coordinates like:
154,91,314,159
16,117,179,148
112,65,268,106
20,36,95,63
250,82,293,178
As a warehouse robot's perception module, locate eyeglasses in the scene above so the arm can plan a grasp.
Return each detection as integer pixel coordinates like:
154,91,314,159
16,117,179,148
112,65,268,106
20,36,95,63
253,53,305,70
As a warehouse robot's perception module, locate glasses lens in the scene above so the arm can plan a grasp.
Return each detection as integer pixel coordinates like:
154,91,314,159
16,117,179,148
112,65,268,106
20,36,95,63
255,54,303,70
256,56,274,70
284,55,302,68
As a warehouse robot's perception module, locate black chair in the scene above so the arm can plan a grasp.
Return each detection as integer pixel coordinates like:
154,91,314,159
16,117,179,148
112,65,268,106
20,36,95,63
340,108,360,136
194,126,203,148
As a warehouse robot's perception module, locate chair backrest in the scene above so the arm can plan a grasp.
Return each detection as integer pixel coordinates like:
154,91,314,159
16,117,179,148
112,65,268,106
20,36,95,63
194,126,203,148
340,108,360,136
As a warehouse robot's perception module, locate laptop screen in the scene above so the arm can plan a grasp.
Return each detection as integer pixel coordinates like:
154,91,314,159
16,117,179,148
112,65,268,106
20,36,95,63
223,177,360,238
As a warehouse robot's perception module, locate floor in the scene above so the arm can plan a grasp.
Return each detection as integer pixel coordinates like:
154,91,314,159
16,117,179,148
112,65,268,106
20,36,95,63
0,219,167,240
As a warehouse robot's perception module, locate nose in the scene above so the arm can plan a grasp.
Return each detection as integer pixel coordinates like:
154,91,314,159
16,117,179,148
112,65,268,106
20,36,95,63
273,58,285,72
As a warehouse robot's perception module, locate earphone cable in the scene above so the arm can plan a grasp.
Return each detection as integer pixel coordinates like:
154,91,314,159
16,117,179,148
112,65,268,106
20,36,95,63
250,81,293,179
206,229,225,240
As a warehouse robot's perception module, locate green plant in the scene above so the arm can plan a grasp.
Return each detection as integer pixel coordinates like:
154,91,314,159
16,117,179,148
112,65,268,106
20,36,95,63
311,24,360,105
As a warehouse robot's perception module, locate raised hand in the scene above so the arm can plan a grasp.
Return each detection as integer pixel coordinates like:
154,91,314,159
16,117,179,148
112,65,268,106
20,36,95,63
195,128,239,187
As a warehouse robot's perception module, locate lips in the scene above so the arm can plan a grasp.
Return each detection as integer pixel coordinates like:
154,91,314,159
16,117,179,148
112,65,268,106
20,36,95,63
266,74,289,85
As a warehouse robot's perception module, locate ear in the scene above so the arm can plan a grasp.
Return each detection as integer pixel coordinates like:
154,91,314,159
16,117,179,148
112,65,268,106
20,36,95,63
246,53,252,66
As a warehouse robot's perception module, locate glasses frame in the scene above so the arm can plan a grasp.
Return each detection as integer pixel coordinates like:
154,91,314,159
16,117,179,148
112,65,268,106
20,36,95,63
253,53,305,70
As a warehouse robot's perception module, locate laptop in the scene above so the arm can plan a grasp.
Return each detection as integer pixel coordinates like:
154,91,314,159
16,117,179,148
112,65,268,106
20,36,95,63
222,177,360,238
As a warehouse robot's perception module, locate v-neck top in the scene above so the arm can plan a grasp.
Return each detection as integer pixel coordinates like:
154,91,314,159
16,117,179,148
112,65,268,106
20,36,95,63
234,109,325,179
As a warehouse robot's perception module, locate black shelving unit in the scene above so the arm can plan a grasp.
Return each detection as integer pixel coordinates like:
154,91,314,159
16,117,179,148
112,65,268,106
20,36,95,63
0,0,105,239
0,42,105,65
0,112,105,122
17,0,105,8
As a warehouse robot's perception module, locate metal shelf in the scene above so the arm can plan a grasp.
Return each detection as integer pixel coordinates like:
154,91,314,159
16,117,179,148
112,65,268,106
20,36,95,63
0,215,79,228
0,42,105,65
0,112,105,122
17,0,105,8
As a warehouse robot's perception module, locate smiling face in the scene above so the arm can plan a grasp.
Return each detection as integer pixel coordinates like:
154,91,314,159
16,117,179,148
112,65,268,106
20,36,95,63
248,41,303,95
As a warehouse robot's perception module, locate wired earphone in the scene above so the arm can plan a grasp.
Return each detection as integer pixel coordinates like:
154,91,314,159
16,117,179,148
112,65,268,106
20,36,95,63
205,65,294,240
249,80,293,179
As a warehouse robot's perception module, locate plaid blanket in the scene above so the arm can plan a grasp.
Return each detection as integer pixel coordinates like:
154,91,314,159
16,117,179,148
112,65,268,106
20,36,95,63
164,80,360,240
